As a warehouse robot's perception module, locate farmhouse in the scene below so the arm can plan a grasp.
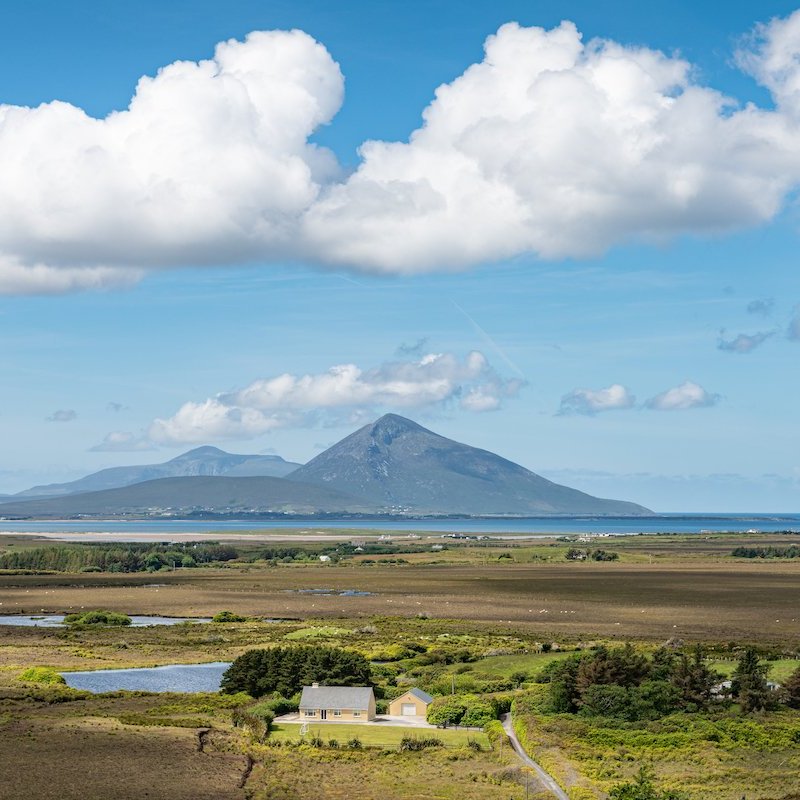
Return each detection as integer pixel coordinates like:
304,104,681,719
299,684,376,722
388,688,434,718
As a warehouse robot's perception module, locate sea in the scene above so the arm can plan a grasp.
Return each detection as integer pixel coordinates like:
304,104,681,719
0,514,797,540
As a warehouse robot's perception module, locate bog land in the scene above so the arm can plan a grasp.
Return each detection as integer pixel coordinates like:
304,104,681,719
1,530,799,799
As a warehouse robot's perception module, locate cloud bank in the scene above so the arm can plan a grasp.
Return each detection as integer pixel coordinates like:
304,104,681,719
96,351,522,447
6,13,800,291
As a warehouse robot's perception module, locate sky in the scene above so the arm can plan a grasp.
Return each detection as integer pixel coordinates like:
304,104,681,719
0,0,799,511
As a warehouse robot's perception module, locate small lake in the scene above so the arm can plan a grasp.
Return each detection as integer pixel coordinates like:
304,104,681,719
0,614,211,628
62,661,230,693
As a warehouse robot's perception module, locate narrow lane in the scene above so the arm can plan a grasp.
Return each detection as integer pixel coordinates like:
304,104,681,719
500,712,570,800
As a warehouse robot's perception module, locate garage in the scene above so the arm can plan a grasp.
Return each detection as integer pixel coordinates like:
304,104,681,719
388,688,434,718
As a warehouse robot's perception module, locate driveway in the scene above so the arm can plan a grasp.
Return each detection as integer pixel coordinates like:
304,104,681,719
500,713,569,800
274,713,435,728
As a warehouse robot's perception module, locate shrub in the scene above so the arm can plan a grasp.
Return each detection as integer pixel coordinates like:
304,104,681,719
347,737,363,749
609,766,688,799
19,667,66,685
212,610,247,623
399,735,443,751
426,696,468,726
63,610,131,626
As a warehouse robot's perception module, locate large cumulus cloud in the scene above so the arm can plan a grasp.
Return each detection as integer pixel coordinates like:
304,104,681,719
6,13,800,291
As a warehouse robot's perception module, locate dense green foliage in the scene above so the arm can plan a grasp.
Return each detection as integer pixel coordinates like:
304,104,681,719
18,667,66,685
0,541,238,572
426,693,510,726
731,647,774,712
540,644,721,720
781,666,800,709
63,610,132,626
220,645,372,698
731,545,800,558
211,610,248,623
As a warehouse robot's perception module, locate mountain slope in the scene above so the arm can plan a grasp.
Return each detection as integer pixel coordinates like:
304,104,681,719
13,447,302,499
0,476,375,518
288,414,649,515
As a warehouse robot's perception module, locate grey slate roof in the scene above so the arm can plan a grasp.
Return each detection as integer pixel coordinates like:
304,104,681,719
299,685,374,710
407,687,433,704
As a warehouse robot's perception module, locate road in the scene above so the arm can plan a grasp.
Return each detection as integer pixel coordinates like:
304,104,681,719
500,713,570,800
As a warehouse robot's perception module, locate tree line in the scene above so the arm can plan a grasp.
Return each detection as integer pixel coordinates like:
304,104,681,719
541,644,799,719
220,645,372,698
731,545,800,559
0,542,238,572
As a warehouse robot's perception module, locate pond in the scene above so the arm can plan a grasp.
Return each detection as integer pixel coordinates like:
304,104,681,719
61,661,231,693
0,614,211,628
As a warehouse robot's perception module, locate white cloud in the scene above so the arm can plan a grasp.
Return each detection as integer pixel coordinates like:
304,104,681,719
717,330,774,353
0,29,342,290
305,16,800,271
89,431,157,452
46,409,77,422
645,380,720,410
5,14,800,290
558,383,635,415
100,351,520,446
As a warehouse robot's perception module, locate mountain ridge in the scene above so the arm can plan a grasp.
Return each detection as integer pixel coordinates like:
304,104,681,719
13,447,302,499
287,413,649,515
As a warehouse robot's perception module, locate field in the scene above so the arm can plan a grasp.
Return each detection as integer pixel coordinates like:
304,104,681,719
1,530,799,800
269,722,489,748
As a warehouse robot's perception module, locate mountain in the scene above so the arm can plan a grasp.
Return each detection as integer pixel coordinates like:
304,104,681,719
288,414,649,515
0,476,375,518
12,447,302,499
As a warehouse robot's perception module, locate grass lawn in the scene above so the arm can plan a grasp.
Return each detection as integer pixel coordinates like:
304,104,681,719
711,658,800,683
451,651,571,677
270,722,490,749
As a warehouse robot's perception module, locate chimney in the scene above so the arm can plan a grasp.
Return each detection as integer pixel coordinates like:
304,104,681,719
312,682,319,688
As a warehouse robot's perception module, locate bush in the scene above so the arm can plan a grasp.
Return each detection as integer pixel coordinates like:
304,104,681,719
347,737,362,749
426,697,468,726
19,667,66,685
63,610,132,626
399,735,443,751
609,766,688,799
221,645,372,698
212,610,247,623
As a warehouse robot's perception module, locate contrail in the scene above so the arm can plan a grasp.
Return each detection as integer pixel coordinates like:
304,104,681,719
451,300,526,379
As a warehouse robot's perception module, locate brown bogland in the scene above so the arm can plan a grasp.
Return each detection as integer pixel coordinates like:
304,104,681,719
1,558,799,643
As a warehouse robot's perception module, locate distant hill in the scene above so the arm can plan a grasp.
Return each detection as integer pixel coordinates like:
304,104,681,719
0,476,376,518
12,446,302,499
288,414,649,515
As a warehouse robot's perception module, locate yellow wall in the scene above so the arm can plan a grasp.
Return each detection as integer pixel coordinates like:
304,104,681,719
300,698,376,723
388,692,429,716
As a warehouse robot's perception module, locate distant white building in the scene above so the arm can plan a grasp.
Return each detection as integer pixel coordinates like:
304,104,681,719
319,555,331,562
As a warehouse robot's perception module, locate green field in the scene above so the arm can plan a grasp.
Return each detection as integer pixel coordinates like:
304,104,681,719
270,722,490,749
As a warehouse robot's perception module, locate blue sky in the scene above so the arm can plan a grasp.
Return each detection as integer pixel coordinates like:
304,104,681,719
0,0,798,511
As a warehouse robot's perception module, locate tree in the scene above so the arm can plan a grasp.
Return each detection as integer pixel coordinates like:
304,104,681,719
609,766,688,800
670,645,718,710
220,645,372,698
731,648,772,713
781,666,800,709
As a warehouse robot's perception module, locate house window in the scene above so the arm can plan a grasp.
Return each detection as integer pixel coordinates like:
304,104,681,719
352,710,361,718
333,709,342,717
304,710,316,717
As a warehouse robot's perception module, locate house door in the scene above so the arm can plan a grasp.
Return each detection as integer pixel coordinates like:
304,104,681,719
321,709,327,720
401,703,417,716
